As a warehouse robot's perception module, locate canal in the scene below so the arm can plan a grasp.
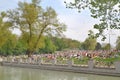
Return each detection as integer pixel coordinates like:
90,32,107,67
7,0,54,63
0,66,119,80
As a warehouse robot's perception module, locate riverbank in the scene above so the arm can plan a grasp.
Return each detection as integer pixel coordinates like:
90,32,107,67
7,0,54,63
1,61,120,77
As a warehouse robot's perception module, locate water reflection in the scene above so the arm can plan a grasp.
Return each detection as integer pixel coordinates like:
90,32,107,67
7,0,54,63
0,66,119,80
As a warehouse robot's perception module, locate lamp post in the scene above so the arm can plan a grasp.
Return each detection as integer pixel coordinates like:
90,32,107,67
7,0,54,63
108,30,115,53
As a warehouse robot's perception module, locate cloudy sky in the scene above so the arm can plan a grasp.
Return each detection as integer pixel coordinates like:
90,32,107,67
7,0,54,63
0,0,119,46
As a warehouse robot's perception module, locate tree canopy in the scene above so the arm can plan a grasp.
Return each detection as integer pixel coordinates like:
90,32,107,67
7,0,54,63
6,0,66,57
81,30,97,50
0,12,12,48
65,0,120,40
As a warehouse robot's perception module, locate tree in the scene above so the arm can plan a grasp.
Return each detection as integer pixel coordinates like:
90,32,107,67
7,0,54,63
39,36,56,53
116,36,120,50
82,30,97,50
83,37,97,50
65,0,120,40
0,12,12,48
51,37,81,51
63,38,81,49
7,0,66,57
95,42,102,50
52,37,66,51
12,37,28,55
102,43,111,50
0,33,17,55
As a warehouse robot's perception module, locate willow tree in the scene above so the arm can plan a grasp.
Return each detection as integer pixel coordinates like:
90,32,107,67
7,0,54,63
65,0,120,40
7,0,66,57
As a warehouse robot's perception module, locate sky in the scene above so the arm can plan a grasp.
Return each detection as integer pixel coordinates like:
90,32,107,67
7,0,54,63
0,0,119,46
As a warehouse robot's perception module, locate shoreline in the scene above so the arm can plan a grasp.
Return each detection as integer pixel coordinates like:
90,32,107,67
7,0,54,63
1,62,120,77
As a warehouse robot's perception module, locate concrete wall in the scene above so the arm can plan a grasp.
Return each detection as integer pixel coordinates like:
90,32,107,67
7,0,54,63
1,60,120,77
115,61,120,73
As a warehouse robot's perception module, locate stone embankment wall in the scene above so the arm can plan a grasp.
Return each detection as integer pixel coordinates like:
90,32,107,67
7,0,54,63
1,59,120,77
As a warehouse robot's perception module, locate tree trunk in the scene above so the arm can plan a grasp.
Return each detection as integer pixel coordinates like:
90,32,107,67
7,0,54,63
26,49,33,57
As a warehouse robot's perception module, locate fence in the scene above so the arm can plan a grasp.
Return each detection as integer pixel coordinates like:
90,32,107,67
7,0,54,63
1,57,120,72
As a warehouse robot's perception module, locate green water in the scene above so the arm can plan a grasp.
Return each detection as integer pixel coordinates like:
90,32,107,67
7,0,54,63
0,66,119,80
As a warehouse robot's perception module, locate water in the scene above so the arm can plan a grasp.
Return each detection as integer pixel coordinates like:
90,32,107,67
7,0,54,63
0,66,119,80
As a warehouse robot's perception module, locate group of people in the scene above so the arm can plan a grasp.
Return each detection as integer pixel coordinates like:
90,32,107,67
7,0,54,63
42,50,119,59
0,50,119,63
28,50,119,62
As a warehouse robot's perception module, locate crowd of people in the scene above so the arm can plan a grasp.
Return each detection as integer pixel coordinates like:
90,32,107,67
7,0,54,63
0,50,119,63
39,50,119,60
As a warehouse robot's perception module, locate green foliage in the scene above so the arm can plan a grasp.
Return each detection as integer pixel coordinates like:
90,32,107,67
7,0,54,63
0,33,17,55
39,37,56,53
94,56,120,66
65,39,81,49
6,0,66,56
65,0,120,40
95,42,102,50
117,52,120,56
116,36,120,50
12,39,27,55
102,43,111,50
0,12,17,55
83,38,97,50
39,36,81,53
0,12,12,48
72,57,89,65
52,37,66,51
52,37,81,51
56,56,68,64
82,30,97,50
